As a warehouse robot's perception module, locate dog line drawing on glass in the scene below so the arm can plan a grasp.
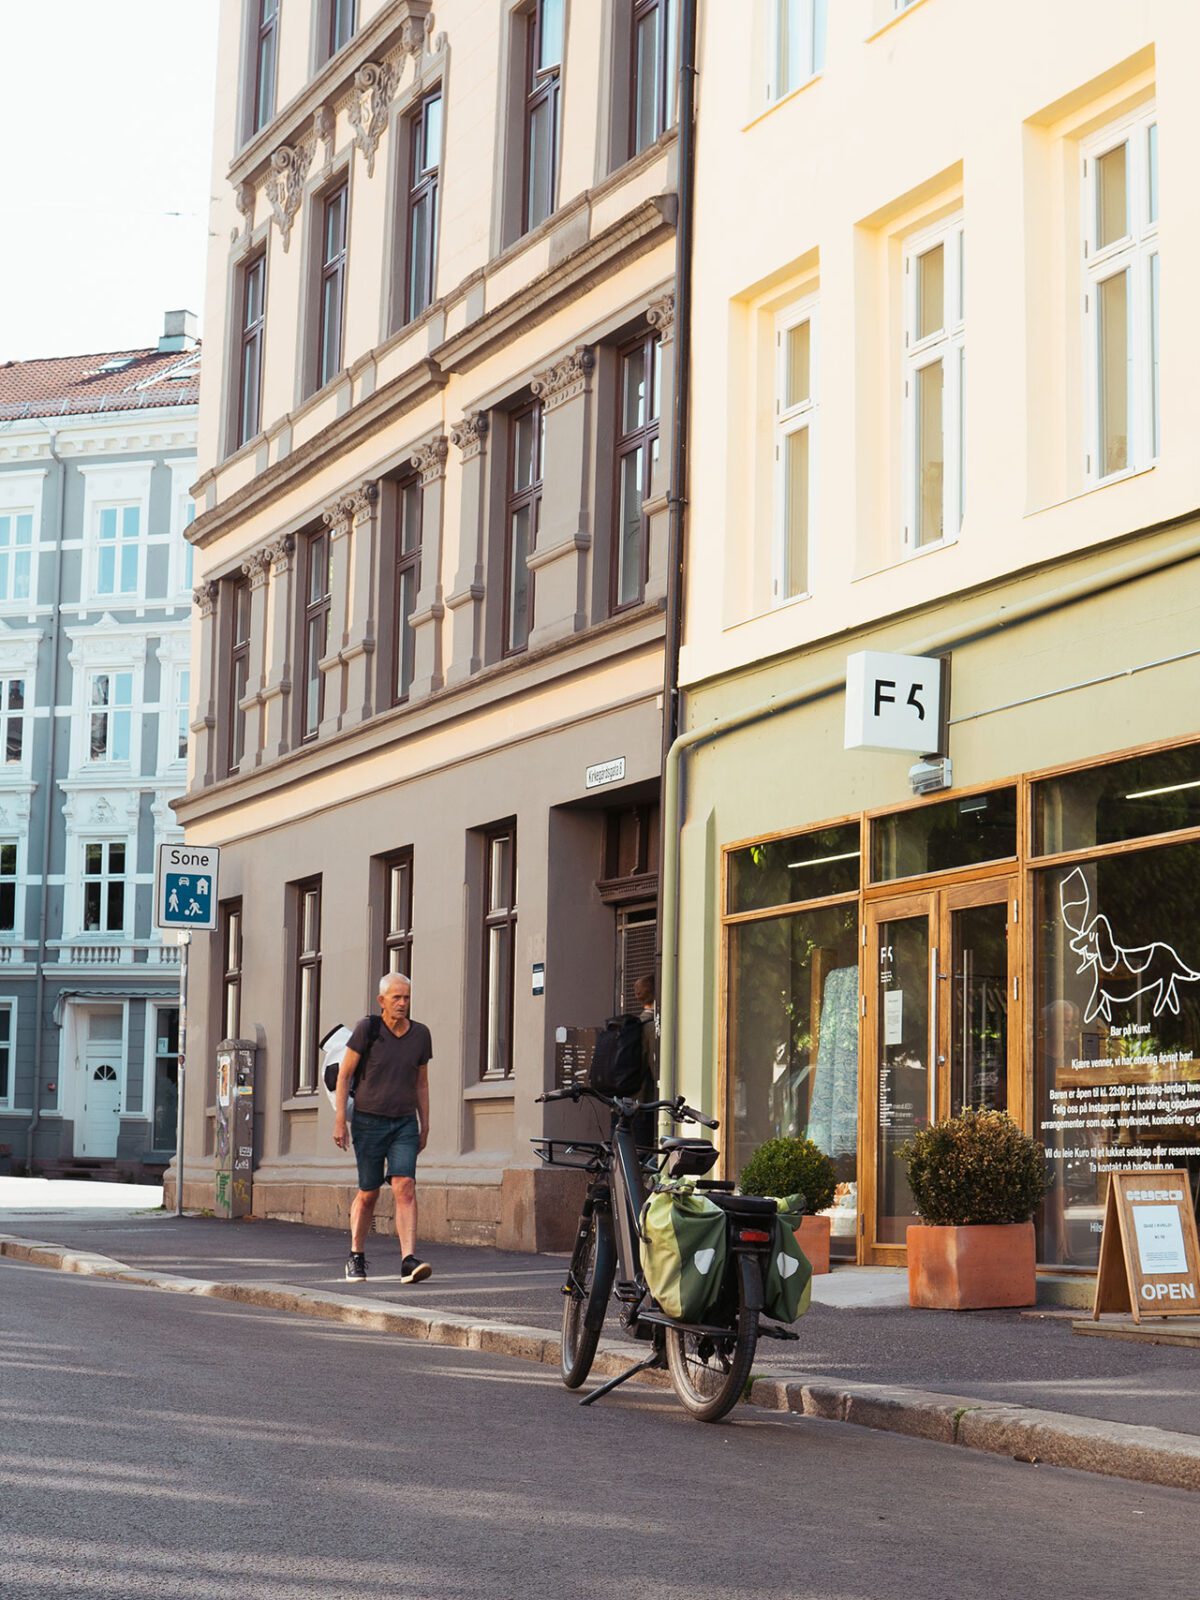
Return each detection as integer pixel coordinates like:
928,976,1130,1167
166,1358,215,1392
1059,866,1200,1024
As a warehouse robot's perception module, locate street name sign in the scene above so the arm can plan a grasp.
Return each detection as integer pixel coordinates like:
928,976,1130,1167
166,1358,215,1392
1092,1169,1200,1323
155,843,220,932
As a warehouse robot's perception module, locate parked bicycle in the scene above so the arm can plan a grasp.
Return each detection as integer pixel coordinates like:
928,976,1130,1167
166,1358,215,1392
533,1084,802,1422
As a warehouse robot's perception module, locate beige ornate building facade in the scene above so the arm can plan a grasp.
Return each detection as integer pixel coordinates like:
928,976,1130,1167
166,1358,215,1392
176,0,682,1245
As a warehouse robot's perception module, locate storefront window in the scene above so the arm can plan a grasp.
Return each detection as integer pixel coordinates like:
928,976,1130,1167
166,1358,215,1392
1034,841,1200,1268
1034,741,1200,854
728,823,860,914
727,899,859,1257
153,1007,180,1151
871,788,1017,882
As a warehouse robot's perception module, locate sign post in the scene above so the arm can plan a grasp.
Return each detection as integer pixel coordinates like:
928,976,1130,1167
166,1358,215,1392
155,844,220,1217
1092,1169,1200,1322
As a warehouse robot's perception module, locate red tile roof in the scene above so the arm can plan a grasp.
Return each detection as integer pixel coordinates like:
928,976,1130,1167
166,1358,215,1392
0,344,201,422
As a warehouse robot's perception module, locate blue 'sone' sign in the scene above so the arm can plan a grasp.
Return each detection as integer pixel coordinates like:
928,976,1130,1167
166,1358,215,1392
155,844,220,931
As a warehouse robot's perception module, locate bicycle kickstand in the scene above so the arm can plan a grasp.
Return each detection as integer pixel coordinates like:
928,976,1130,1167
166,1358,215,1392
579,1349,666,1407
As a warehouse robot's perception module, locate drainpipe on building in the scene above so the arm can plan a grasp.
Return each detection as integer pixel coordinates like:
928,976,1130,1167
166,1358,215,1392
654,0,697,1076
27,425,67,1171
657,511,1200,1113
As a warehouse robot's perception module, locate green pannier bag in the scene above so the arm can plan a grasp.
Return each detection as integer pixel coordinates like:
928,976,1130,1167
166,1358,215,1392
640,1184,728,1322
764,1193,813,1323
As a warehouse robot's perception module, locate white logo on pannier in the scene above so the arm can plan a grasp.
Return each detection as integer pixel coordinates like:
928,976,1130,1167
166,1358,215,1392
693,1248,716,1275
776,1252,800,1279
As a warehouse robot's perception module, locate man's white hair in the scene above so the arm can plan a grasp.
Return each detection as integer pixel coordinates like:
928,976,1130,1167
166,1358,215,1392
379,971,411,997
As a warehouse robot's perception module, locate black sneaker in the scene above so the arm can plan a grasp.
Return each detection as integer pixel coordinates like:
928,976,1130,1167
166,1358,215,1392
345,1251,367,1281
400,1255,431,1284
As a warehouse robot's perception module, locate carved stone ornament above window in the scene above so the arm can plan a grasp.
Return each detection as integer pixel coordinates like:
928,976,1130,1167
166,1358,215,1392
265,140,315,251
531,348,596,413
646,292,676,342
265,533,296,574
323,481,378,538
313,103,336,168
235,182,256,237
192,582,218,618
242,548,272,591
347,61,399,178
398,1,434,58
411,435,449,485
451,412,490,462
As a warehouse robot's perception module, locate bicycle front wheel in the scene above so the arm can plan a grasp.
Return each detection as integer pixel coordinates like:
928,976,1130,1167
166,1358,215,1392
561,1203,615,1388
665,1251,760,1422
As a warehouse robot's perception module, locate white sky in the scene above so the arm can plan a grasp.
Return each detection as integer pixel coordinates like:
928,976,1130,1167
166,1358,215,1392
0,1,220,361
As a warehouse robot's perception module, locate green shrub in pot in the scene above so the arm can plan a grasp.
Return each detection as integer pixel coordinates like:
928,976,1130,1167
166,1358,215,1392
739,1136,837,1214
899,1108,1047,1226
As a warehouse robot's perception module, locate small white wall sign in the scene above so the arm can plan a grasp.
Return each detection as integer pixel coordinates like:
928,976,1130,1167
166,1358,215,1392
585,756,626,790
845,651,943,754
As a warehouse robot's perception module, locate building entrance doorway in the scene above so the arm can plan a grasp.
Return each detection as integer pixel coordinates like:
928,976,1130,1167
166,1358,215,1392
863,879,1019,1263
74,1009,124,1158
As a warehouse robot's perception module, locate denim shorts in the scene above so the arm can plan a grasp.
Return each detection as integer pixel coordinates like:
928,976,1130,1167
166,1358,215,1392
351,1110,420,1191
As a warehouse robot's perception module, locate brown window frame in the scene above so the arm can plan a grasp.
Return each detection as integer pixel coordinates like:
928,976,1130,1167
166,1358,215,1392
380,847,415,978
301,530,332,743
237,251,267,448
522,0,563,234
404,89,442,325
480,823,517,1080
504,400,542,657
221,898,243,1040
611,330,661,612
392,474,422,704
630,0,674,157
228,576,251,773
292,877,322,1095
325,0,355,60
251,0,279,136
317,181,349,391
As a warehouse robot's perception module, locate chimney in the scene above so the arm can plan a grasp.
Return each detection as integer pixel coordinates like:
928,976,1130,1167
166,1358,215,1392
158,309,199,353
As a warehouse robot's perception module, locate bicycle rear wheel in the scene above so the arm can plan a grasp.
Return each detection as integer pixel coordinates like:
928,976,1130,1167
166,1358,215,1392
664,1251,760,1422
561,1203,615,1388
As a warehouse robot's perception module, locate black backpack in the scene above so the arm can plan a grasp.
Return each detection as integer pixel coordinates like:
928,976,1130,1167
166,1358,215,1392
322,1014,382,1098
590,1014,646,1096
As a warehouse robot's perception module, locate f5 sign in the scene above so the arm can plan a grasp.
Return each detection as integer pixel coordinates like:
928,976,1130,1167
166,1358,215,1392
844,651,945,754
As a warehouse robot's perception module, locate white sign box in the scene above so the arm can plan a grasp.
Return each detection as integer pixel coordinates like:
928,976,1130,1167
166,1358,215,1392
586,756,626,790
155,843,220,932
845,651,943,754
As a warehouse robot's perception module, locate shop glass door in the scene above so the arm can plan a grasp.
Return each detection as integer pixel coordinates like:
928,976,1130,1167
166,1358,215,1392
866,881,1016,1260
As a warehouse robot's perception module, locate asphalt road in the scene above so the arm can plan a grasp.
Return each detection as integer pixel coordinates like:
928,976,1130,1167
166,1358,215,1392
0,1258,1194,1600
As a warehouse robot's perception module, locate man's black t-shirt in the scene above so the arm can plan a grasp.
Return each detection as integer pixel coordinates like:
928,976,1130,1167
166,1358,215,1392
348,1016,432,1119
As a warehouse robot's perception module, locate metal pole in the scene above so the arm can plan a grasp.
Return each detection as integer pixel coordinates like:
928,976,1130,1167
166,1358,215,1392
175,931,190,1217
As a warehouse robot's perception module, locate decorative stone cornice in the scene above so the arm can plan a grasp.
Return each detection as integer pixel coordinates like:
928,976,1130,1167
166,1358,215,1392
264,533,296,574
235,182,256,237
451,412,489,461
192,581,218,618
347,61,399,178
531,347,595,412
646,291,676,341
242,548,272,590
265,140,314,250
411,435,449,485
313,102,336,167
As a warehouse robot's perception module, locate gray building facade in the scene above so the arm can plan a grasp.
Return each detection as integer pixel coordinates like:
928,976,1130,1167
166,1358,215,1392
0,314,200,1176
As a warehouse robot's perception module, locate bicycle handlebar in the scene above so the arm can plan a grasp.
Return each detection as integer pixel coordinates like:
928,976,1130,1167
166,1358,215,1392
536,1086,718,1130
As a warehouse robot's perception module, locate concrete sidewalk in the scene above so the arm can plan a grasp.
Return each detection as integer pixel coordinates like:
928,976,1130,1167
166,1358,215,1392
2,1185,1199,1492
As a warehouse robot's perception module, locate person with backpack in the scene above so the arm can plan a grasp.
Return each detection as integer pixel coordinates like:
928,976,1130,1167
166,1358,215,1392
333,972,433,1284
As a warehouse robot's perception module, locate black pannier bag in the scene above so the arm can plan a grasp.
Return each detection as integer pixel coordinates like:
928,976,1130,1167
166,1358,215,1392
590,1014,646,1096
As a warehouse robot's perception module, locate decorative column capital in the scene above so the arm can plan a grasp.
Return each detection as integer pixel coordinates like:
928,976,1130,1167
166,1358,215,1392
411,435,449,485
313,102,336,167
351,480,379,526
531,347,595,413
324,481,378,538
243,548,272,591
192,581,218,618
397,0,434,56
451,411,490,462
646,292,676,342
265,140,315,251
235,181,256,237
348,60,399,178
264,532,296,574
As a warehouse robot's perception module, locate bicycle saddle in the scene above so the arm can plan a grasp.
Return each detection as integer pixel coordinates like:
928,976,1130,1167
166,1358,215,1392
704,1191,780,1219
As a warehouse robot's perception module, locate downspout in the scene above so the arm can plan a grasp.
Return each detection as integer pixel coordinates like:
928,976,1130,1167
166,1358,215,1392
654,0,697,1059
27,425,67,1169
658,511,1200,1109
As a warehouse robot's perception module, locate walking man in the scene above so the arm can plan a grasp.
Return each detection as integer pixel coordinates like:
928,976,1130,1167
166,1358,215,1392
333,972,433,1284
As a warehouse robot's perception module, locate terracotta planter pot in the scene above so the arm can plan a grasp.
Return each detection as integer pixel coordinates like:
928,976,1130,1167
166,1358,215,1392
795,1213,831,1276
906,1221,1036,1310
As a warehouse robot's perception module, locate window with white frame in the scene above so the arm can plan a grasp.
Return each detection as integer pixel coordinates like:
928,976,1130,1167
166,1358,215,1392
774,298,817,601
770,0,826,102
0,842,17,933
95,505,141,596
0,678,26,765
172,668,190,764
903,214,964,551
0,1003,12,1104
88,670,134,763
176,496,196,592
1083,107,1159,481
0,513,33,604
82,840,127,933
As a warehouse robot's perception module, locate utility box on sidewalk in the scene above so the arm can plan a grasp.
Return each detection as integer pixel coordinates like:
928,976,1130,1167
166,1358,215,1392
215,1040,256,1220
